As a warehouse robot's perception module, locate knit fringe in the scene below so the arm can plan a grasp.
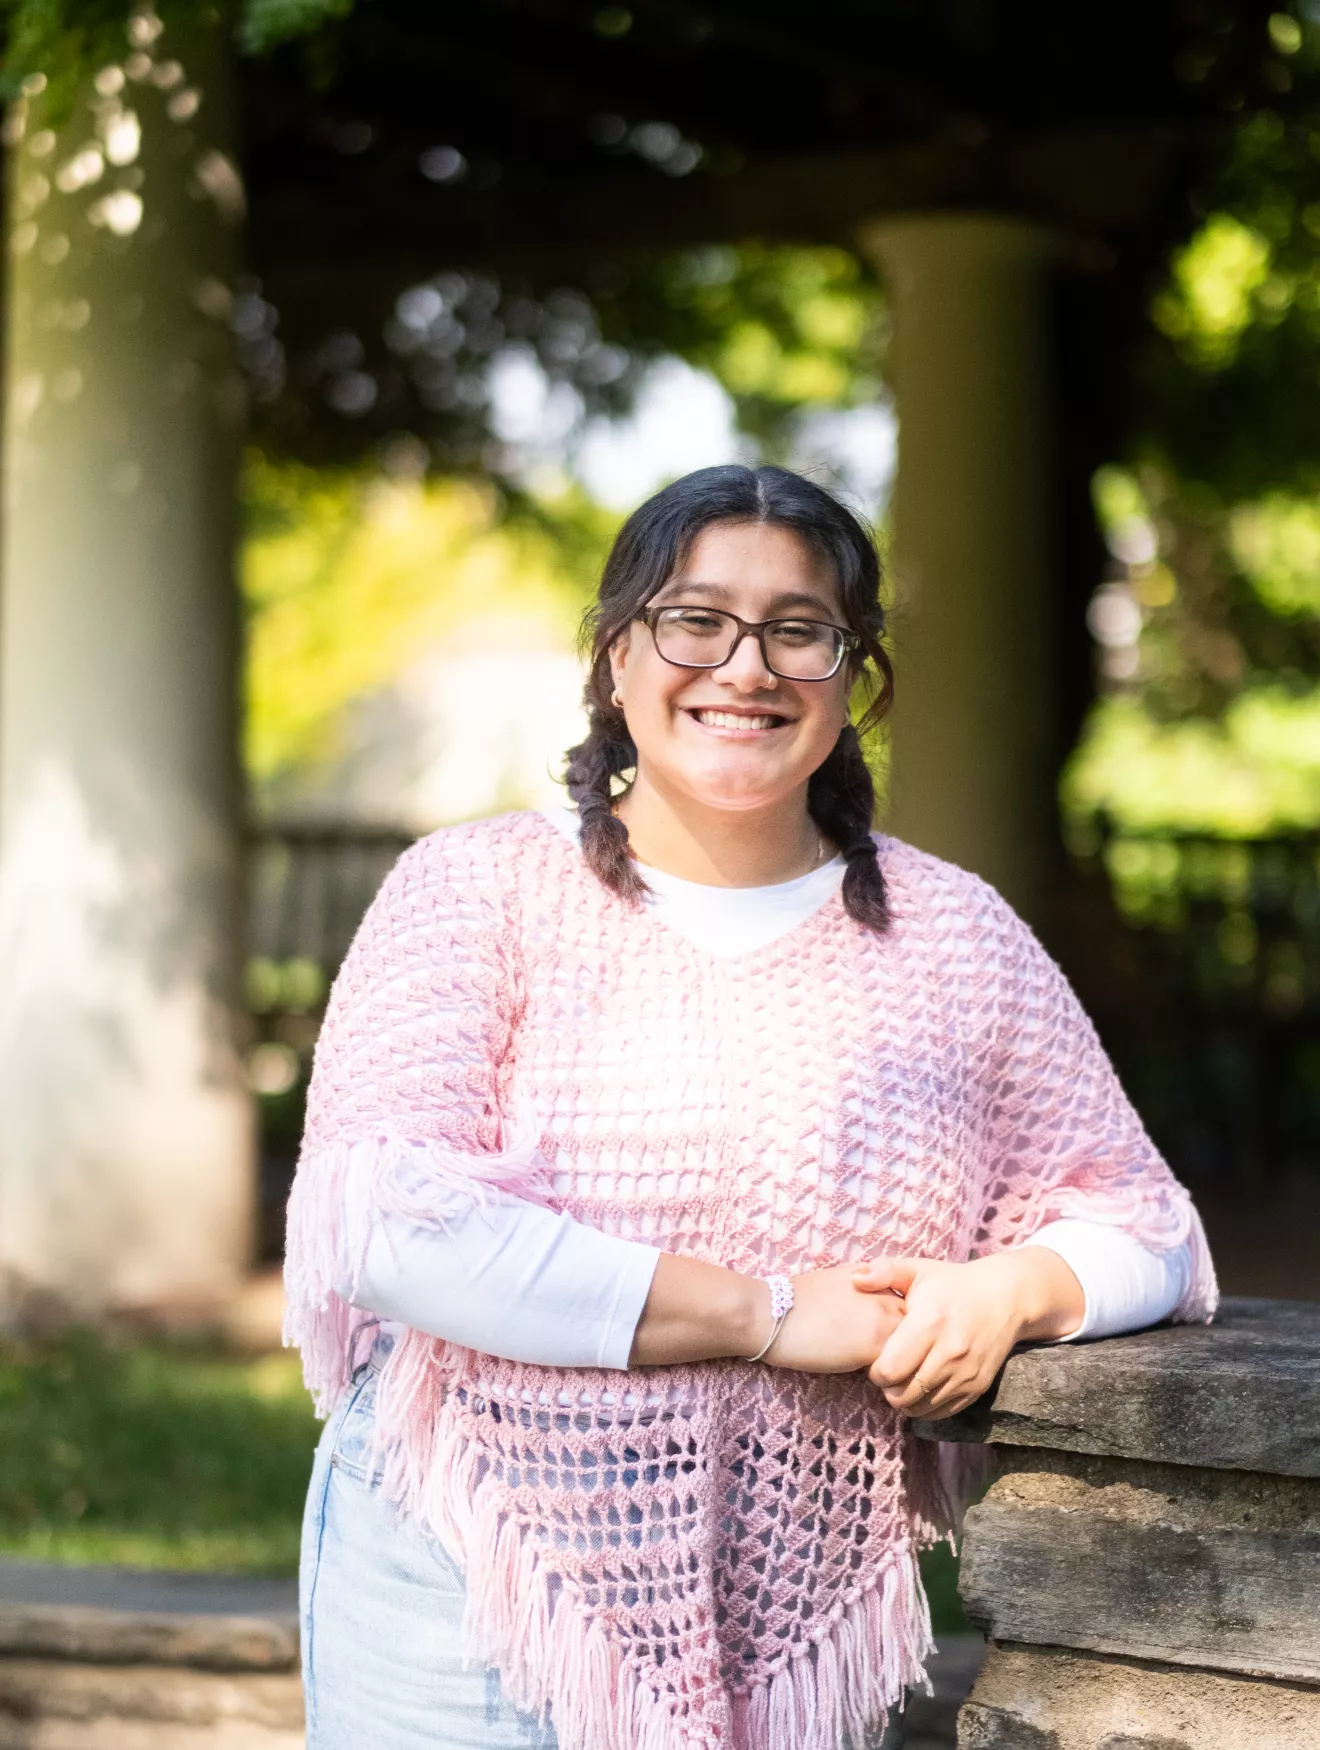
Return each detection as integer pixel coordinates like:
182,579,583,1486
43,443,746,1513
728,1551,933,1750
367,1350,933,1750
282,1135,362,1414
282,1118,554,1416
905,1434,992,1550
1177,1206,1220,1325
383,1388,698,1750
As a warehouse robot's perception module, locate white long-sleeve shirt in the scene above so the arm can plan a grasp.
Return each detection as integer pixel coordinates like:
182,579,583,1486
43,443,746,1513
334,809,1192,1367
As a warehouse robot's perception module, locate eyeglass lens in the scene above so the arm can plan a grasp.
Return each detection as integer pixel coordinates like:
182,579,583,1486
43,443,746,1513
652,607,844,680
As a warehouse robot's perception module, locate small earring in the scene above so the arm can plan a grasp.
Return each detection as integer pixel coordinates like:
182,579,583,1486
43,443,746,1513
611,689,624,709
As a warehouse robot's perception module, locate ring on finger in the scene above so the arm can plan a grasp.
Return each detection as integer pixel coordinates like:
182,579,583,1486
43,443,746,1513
912,1372,931,1400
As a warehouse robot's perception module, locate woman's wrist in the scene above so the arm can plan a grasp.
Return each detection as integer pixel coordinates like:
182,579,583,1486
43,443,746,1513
1006,1246,1086,1342
723,1271,773,1359
745,1275,794,1361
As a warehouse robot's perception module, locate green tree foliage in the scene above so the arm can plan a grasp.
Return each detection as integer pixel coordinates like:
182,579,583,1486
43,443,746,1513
0,0,347,111
1145,115,1320,499
242,451,616,794
594,244,885,456
1066,8,1320,836
1066,456,1320,836
247,243,885,478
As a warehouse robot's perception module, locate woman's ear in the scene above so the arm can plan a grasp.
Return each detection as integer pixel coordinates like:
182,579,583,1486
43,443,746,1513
608,626,633,695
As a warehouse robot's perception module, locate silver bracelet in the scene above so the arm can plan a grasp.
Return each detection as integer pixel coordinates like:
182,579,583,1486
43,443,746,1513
745,1274,794,1363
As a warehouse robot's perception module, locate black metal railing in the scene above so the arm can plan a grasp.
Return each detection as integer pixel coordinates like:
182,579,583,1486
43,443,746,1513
245,822,415,1255
1067,825,1320,1200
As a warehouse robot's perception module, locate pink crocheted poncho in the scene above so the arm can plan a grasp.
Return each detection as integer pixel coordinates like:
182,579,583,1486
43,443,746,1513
285,812,1215,1750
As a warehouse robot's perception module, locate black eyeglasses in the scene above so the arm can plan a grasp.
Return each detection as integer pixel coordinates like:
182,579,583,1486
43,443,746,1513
638,605,860,682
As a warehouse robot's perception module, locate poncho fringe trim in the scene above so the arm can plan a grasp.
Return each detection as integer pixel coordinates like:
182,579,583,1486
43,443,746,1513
365,1327,936,1750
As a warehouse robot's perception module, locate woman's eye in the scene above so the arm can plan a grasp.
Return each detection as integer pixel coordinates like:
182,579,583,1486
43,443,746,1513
770,621,820,645
670,612,724,635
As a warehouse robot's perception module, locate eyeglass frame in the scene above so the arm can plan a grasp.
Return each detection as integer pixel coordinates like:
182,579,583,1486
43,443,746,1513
636,603,862,682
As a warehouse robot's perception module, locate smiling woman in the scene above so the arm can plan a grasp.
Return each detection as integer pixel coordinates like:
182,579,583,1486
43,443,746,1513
283,464,1216,1750
613,530,863,876
568,467,893,910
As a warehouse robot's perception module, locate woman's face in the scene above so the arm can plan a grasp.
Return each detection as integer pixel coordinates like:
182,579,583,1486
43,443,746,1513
608,521,853,816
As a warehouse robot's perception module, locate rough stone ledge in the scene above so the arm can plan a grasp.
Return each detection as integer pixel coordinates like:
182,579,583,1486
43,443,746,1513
0,1658,304,1728
959,1641,1320,1750
0,1604,299,1673
0,1716,304,1750
958,1453,1320,1685
914,1298,1320,1478
982,1448,1320,1536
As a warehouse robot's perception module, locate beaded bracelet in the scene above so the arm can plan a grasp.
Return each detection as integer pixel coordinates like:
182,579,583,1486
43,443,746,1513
745,1274,795,1363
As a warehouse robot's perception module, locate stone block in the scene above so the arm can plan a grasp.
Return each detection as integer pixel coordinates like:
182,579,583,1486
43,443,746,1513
916,1299,1320,1478
0,1605,299,1673
958,1450,1320,1683
0,1656,304,1749
958,1643,1320,1750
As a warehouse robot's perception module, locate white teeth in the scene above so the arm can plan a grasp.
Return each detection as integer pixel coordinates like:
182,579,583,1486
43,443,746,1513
693,710,782,730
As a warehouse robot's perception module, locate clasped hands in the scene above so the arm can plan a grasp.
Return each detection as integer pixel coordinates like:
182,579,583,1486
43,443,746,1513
766,1248,1084,1421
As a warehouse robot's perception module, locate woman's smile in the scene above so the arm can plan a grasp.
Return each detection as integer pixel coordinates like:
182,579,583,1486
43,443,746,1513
683,704,796,736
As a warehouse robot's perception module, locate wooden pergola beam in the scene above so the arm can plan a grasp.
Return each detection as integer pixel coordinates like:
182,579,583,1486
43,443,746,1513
252,124,1199,308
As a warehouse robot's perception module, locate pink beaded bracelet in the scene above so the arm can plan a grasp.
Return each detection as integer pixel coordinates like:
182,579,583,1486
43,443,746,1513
745,1274,795,1363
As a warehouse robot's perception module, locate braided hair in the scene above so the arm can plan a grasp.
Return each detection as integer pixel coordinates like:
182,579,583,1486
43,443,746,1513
564,464,894,929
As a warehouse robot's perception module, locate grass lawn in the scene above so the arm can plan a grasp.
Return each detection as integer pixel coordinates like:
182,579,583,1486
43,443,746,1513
0,1332,320,1574
0,1331,974,1633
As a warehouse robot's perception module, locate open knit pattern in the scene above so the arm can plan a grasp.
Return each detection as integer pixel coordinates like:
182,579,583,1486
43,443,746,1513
285,812,1217,1750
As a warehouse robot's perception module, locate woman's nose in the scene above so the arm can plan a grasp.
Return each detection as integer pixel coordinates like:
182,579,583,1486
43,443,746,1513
719,628,776,688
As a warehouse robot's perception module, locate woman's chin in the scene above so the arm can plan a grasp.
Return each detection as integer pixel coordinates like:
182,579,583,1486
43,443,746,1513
674,767,801,815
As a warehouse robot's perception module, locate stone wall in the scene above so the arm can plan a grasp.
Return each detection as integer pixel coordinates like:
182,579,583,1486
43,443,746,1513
0,1566,302,1749
915,1298,1320,1750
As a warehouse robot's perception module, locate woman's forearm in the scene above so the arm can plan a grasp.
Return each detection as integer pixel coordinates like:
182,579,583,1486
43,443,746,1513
628,1253,768,1364
630,1255,908,1372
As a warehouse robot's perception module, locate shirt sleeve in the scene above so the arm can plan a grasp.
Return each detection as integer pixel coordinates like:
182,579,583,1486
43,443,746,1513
336,1140,661,1371
964,878,1217,1327
1019,1218,1193,1342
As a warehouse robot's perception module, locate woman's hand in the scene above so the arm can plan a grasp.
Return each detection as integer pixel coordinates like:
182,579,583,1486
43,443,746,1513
765,1266,907,1373
851,1248,1085,1419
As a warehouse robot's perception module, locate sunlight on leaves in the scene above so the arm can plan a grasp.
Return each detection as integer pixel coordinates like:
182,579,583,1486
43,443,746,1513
1229,492,1320,615
1152,214,1273,370
242,453,615,790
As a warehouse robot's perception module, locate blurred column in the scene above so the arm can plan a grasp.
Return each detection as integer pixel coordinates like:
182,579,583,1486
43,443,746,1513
859,215,1057,921
0,7,253,1320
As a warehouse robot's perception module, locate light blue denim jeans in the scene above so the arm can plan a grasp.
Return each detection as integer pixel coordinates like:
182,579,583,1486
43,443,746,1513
300,1355,907,1748
299,1358,557,1749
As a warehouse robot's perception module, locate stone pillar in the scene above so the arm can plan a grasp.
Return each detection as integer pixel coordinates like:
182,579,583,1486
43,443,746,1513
0,6,253,1319
858,216,1056,921
918,1299,1320,1748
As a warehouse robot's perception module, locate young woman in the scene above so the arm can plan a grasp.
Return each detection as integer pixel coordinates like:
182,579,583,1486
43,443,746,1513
285,465,1216,1750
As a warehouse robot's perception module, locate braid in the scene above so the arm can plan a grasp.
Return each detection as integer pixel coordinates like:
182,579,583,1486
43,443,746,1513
564,703,649,905
808,724,888,930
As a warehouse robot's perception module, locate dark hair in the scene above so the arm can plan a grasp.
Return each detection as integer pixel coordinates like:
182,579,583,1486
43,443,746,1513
564,464,894,929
